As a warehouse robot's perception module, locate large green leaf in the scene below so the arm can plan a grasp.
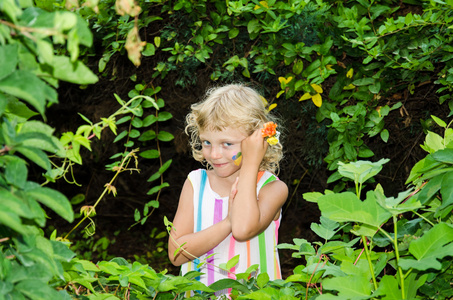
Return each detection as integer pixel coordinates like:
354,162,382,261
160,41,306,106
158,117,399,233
374,185,422,215
414,173,442,205
25,183,74,222
18,121,64,155
432,148,453,164
4,98,39,122
399,223,453,270
209,278,250,294
51,240,75,262
15,279,62,300
317,275,373,300
310,216,341,240
0,207,29,234
373,275,401,300
318,192,392,231
0,44,18,80
0,189,32,218
338,159,389,185
15,146,51,171
50,56,98,84
0,70,57,115
5,157,27,189
439,171,453,209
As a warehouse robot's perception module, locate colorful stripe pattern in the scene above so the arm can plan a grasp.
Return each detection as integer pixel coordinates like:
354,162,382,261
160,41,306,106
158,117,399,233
180,169,282,294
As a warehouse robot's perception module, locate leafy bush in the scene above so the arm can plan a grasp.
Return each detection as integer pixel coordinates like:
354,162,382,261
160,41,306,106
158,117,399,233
2,0,453,299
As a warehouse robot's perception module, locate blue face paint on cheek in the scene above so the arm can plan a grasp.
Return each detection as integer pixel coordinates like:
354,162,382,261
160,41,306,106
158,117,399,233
233,152,242,166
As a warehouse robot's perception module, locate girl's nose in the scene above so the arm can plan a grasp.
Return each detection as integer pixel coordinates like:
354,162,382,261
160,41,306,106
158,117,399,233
211,146,222,159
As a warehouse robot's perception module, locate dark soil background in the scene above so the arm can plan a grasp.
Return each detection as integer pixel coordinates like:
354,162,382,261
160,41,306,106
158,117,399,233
45,53,448,278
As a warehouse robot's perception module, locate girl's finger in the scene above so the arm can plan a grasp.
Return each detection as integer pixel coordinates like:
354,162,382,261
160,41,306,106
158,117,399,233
230,177,239,199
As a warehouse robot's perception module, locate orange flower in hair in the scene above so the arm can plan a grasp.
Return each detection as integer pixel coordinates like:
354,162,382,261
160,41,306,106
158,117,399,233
261,122,280,145
261,122,277,138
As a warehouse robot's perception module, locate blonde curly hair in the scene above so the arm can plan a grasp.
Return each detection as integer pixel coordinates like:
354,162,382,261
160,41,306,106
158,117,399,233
185,84,283,173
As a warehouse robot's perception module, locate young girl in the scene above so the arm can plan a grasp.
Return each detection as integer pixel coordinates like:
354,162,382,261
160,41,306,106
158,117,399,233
168,84,288,293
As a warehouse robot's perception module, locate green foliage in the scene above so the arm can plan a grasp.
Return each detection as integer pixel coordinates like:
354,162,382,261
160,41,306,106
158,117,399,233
3,0,453,299
278,116,453,299
0,0,95,298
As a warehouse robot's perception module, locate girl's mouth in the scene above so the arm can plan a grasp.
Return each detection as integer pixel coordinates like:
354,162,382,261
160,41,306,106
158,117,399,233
212,162,228,168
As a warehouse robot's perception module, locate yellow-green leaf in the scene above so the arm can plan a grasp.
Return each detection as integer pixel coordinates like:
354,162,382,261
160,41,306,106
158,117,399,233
299,93,311,101
312,93,322,107
311,83,323,94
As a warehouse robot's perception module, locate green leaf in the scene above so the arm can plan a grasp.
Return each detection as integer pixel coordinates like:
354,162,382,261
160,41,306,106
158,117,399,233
317,275,372,300
0,189,32,218
157,131,174,142
15,146,51,171
113,130,128,143
157,111,173,121
131,117,143,128
134,209,140,221
399,223,453,270
229,28,239,39
431,115,446,128
51,240,75,262
15,279,62,300
138,130,156,141
432,149,453,164
147,200,159,208
0,206,28,234
423,131,444,153
4,98,39,122
226,254,239,271
439,171,453,209
147,171,161,182
158,159,172,174
310,216,341,240
5,157,27,188
142,43,156,56
256,272,269,288
116,116,131,125
143,115,157,127
338,159,390,184
318,192,392,231
374,275,401,300
413,173,442,204
380,129,389,143
147,182,169,195
247,19,260,34
302,192,325,203
209,278,250,294
352,77,374,86
0,70,56,115
140,149,160,159
50,56,98,84
0,44,18,80
26,184,74,222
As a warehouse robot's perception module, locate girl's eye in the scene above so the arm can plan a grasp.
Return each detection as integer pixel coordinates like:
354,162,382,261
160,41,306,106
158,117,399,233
202,140,211,146
223,142,232,147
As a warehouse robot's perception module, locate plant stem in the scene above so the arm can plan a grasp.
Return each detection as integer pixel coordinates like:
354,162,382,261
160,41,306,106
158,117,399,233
411,210,435,227
361,236,378,290
393,215,405,299
64,151,137,239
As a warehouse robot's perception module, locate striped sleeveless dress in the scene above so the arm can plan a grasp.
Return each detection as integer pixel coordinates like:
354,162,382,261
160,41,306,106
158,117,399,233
180,169,282,293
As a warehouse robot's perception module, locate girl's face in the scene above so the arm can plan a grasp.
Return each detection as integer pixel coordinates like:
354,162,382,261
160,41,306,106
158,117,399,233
199,126,248,179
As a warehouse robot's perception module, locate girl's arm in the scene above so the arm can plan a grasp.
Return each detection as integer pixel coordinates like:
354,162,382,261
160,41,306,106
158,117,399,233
168,178,236,266
230,130,288,242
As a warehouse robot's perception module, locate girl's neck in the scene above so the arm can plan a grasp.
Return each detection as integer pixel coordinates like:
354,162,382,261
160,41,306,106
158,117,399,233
206,169,240,197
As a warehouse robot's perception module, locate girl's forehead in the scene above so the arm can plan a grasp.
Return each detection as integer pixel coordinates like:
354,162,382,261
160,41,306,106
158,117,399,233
200,126,248,139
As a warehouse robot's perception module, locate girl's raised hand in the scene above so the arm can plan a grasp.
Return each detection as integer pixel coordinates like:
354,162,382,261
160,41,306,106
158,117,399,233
240,129,268,167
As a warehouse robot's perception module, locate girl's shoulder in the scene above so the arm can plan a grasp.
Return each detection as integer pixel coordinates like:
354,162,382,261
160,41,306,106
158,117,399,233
258,170,287,192
187,168,208,183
